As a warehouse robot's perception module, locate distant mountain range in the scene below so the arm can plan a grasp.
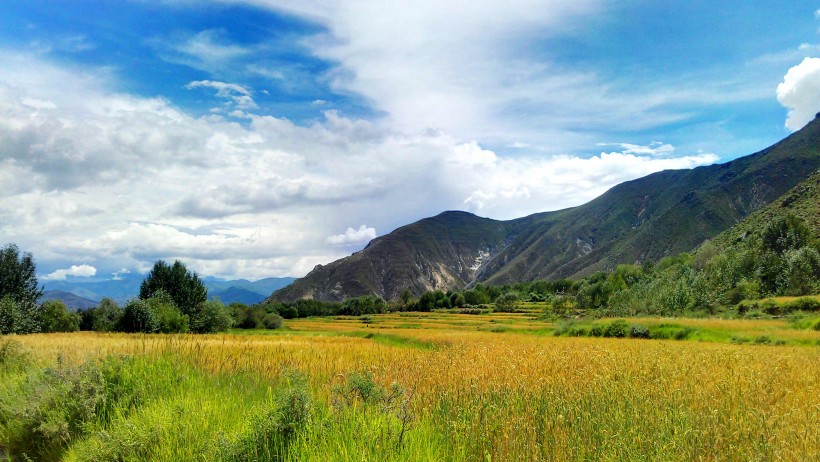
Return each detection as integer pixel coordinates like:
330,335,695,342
269,114,820,302
42,273,294,309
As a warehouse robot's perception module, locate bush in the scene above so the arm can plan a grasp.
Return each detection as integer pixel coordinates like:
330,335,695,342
603,319,629,338
629,324,651,339
261,313,284,330
673,327,695,340
783,297,820,313
754,335,772,345
0,362,109,460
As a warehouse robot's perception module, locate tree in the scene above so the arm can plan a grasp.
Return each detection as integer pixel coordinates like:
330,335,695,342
190,299,232,333
0,296,40,335
92,298,122,332
0,243,43,307
761,214,812,256
118,298,159,333
139,260,207,317
39,300,79,333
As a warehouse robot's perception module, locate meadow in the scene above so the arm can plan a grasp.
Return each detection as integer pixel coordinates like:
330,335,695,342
1,309,818,461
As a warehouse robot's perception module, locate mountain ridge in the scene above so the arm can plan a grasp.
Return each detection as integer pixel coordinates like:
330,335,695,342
269,116,820,302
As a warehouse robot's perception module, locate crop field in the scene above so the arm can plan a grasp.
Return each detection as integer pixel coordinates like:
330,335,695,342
1,311,819,461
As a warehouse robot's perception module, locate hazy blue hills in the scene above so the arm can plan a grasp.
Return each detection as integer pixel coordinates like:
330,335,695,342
270,115,820,302
42,274,294,307
40,290,99,310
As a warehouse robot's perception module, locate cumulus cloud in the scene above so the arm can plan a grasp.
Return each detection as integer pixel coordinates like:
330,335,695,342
0,50,720,279
777,57,820,131
42,264,97,281
112,268,130,280
326,225,377,246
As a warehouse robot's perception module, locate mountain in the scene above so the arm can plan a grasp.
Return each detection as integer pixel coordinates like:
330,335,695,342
710,170,820,250
41,290,99,310
43,275,295,304
209,286,269,305
270,115,820,303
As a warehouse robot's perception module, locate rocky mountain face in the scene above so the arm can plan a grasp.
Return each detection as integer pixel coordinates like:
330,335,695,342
269,116,820,302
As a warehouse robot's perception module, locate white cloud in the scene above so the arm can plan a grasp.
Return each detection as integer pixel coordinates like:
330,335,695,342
112,268,130,280
777,57,820,131
42,264,97,281
326,225,377,246
0,50,720,280
186,80,257,110
597,141,675,157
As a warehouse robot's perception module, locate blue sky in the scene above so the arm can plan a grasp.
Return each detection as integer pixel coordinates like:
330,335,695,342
1,0,819,281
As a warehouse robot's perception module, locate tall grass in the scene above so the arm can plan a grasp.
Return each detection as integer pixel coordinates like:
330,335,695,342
2,319,818,461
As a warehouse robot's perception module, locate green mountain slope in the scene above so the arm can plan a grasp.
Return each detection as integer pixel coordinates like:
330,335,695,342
710,170,820,250
269,116,820,302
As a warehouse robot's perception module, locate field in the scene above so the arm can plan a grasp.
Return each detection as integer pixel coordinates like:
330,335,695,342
1,310,819,461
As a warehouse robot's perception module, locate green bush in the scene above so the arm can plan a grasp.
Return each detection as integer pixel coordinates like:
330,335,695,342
783,297,820,313
0,362,109,460
629,324,651,339
261,312,284,330
92,298,122,332
603,319,629,338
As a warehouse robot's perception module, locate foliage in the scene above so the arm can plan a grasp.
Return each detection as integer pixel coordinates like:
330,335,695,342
92,298,122,332
0,243,43,308
494,292,519,312
190,299,233,334
118,298,160,333
139,260,207,317
0,295,40,335
40,299,79,333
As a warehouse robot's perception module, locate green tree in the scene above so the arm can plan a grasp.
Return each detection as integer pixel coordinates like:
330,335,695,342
0,296,40,334
0,243,43,307
147,290,189,333
761,214,812,256
39,300,79,333
92,298,122,332
118,298,159,333
190,299,233,333
495,292,519,312
139,260,207,317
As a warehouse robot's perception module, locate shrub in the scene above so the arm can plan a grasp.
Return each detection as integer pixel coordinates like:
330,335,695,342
673,327,695,340
754,335,772,345
147,290,188,333
629,324,651,339
589,324,605,337
494,292,519,312
261,313,284,330
783,297,820,313
0,362,109,460
603,319,629,338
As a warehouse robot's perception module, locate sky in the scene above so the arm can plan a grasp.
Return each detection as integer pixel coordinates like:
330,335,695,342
1,1,820,282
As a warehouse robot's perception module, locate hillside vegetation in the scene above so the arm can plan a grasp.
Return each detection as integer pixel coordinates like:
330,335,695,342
271,115,820,302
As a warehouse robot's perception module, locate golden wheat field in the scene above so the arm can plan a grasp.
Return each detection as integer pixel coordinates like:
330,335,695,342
5,312,820,461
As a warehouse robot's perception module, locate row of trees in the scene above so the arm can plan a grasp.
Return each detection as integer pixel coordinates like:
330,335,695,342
0,244,244,335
